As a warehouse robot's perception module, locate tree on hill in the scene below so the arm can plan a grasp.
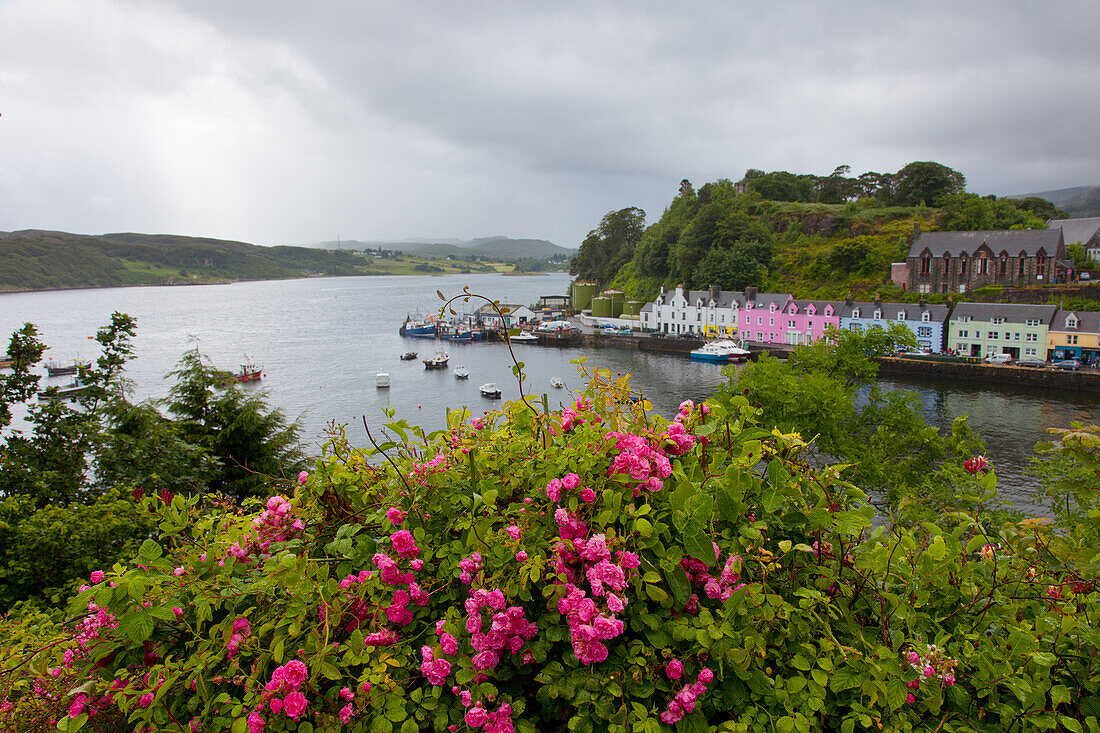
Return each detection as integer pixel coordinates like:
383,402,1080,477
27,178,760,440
887,161,966,206
569,207,646,285
937,193,1046,231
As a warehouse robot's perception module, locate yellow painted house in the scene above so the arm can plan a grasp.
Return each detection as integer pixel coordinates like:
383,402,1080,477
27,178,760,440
1048,310,1100,363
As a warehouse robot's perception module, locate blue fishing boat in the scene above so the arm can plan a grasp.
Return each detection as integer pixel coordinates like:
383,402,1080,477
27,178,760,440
400,315,437,338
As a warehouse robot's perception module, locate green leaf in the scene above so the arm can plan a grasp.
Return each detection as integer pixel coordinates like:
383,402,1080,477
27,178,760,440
1050,684,1071,707
635,518,653,537
666,566,691,604
119,609,155,643
139,538,162,561
828,667,860,692
645,585,668,602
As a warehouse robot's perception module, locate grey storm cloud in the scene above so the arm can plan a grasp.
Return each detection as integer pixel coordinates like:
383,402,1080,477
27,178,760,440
0,0,1097,248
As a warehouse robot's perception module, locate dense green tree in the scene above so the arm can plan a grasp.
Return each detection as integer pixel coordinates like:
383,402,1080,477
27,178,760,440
1011,195,1067,221
693,246,766,291
165,349,307,503
716,323,989,518
888,161,966,206
569,207,646,285
938,192,1046,231
745,170,817,202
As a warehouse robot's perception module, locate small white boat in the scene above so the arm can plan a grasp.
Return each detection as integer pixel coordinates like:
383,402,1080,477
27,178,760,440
376,372,390,388
550,376,565,389
689,340,751,363
509,332,538,344
479,383,501,399
423,350,450,369
454,366,469,379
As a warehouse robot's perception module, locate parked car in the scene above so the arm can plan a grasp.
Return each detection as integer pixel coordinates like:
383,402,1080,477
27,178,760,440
983,353,1013,364
1053,359,1081,371
1015,358,1048,368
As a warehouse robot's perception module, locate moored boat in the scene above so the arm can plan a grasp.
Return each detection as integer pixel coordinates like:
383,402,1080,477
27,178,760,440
376,372,390,388
509,331,538,344
236,363,263,382
479,383,501,399
400,351,418,361
423,350,449,369
37,380,89,401
550,376,565,389
689,340,750,363
0,354,13,369
400,315,438,338
454,366,469,379
45,359,89,377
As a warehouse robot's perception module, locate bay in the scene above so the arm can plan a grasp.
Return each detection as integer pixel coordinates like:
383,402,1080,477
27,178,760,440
2,272,1097,515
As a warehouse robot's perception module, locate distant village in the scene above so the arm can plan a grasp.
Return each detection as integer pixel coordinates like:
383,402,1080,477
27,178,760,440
571,216,1100,365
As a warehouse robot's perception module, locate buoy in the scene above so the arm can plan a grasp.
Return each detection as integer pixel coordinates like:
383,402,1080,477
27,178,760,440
418,404,422,409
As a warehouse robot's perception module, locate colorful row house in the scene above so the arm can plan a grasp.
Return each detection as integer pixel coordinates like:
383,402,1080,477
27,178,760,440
1048,310,1100,364
946,303,1055,360
837,300,951,353
640,286,793,344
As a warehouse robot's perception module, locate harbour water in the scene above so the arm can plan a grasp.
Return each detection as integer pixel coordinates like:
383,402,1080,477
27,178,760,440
2,272,1097,514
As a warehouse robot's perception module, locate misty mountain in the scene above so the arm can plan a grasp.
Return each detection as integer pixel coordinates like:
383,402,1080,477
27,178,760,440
1010,186,1100,218
309,236,574,260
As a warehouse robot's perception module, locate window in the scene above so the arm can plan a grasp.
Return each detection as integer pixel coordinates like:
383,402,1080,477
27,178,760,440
960,256,968,275
991,317,1005,324
1069,335,1079,345
959,285,967,293
897,311,905,321
1024,347,1037,357
1026,333,1037,342
919,284,931,294
922,311,930,322
1025,319,1041,327
851,308,860,318
958,342,968,351
978,258,988,275
958,330,969,338
757,316,763,325
960,316,972,323
849,324,862,332
873,310,881,320
769,318,774,326
975,331,981,339
921,257,931,274
1013,332,1020,341
788,320,796,328
1019,258,1026,276
989,331,999,340
1000,258,1007,276
918,326,932,337
1067,315,1079,328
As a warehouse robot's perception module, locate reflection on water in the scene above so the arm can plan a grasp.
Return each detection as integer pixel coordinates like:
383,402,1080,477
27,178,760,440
2,273,1098,514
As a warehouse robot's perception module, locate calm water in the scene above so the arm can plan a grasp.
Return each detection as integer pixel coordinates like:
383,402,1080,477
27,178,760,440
2,273,1097,514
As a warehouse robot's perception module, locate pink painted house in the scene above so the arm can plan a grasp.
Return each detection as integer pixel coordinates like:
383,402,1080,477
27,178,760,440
783,300,841,345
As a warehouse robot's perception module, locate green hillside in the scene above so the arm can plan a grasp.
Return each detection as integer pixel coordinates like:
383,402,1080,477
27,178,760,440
0,230,507,292
571,163,1063,303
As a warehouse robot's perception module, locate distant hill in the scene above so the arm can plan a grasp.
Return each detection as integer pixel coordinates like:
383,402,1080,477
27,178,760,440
1010,186,1100,217
311,235,574,261
0,230,376,292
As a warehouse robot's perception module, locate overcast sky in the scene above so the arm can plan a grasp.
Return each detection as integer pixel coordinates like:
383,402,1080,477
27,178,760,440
1,0,1097,249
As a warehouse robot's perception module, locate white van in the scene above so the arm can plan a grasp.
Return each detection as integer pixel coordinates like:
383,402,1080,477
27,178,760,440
984,353,1012,364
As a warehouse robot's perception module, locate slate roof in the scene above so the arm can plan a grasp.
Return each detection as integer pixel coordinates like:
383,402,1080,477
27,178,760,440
948,302,1056,324
1050,310,1100,333
908,229,1063,258
739,292,792,310
790,299,841,315
1049,218,1100,248
639,302,654,314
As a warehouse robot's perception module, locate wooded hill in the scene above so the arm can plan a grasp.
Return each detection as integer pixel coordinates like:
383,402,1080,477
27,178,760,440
570,162,1074,303
0,230,386,291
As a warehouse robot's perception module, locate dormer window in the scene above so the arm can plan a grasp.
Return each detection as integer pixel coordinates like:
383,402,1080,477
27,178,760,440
873,309,882,320
896,311,905,321
824,306,832,316
769,303,776,312
809,305,817,315
921,311,930,322
851,308,860,319
1067,315,1079,329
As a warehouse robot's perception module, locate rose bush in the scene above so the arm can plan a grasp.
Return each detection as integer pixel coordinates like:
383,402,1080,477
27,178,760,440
1,367,1097,732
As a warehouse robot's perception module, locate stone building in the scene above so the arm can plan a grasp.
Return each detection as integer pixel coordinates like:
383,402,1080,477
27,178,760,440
905,223,1067,294
1048,217,1100,263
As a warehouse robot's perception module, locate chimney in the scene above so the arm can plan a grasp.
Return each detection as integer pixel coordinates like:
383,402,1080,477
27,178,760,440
918,293,926,306
874,292,882,308
845,291,853,307
710,285,720,302
914,221,921,236
745,286,758,301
